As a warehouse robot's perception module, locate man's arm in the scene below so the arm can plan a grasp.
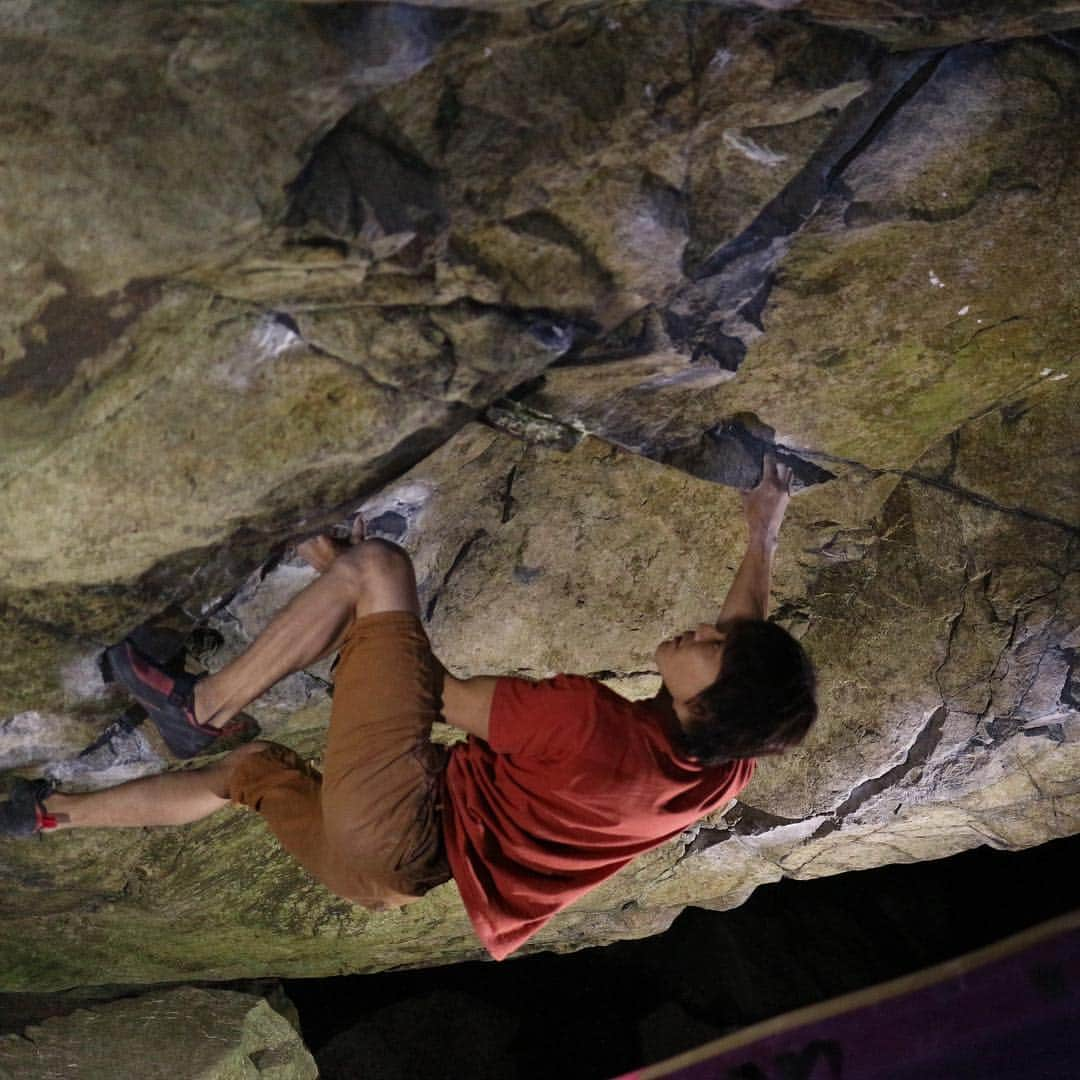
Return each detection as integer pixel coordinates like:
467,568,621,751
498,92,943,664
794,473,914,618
439,670,499,742
716,453,792,628
435,456,791,737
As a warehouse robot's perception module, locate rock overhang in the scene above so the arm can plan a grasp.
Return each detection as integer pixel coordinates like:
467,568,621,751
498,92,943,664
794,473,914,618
0,0,1076,990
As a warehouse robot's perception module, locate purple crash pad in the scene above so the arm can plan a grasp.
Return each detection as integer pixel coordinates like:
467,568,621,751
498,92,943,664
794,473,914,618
622,911,1079,1080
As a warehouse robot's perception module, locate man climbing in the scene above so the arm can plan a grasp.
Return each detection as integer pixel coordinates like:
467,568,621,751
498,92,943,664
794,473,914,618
1,454,816,960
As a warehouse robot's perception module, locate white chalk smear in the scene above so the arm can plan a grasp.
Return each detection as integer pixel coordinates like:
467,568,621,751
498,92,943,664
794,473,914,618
723,130,787,167
252,317,300,359
957,305,970,316
61,654,110,702
212,316,302,390
709,48,733,72
928,270,945,288
1041,368,1053,377
1050,372,1069,381
360,481,433,522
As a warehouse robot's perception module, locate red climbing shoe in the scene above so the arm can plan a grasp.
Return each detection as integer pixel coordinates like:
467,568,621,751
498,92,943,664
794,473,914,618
0,778,57,839
104,640,256,759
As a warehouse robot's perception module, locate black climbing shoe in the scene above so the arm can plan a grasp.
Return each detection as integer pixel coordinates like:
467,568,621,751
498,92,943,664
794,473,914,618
104,639,257,759
0,778,57,839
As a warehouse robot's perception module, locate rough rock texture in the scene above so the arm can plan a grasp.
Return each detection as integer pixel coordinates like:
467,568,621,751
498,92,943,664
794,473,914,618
0,0,1077,990
729,1,1080,50
0,985,317,1079
291,1,1080,51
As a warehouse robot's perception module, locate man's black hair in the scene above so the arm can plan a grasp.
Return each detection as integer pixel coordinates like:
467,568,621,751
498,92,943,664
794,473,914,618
675,619,817,763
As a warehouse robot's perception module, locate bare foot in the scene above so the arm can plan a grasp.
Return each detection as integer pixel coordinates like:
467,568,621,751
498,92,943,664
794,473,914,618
296,515,365,573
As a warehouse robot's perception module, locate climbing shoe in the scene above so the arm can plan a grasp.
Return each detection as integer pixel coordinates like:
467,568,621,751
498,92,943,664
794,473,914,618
0,778,57,839
104,639,256,759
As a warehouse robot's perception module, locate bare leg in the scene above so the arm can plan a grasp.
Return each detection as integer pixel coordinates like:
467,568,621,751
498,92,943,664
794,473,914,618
42,742,268,829
36,524,421,833
194,533,419,729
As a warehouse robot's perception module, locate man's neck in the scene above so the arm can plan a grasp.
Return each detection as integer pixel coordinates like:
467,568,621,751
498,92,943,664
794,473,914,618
650,686,688,733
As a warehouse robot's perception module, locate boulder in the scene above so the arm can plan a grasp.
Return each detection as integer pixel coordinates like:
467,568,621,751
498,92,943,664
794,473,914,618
2,410,1074,987
0,0,358,371
0,985,316,1080
0,1,1075,990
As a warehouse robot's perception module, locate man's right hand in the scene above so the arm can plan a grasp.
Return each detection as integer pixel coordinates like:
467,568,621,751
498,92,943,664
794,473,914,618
740,452,791,547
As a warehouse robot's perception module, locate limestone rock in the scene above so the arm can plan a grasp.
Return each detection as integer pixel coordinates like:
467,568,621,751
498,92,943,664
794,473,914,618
290,0,1080,49
0,985,316,1080
0,0,1076,991
0,286,560,601
758,1,1080,50
0,0,359,366
523,37,1080,480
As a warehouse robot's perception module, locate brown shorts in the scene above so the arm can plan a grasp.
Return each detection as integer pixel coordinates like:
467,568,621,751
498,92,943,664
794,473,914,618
227,611,452,910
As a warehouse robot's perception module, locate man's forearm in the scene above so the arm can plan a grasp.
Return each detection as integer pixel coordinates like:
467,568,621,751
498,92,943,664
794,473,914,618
717,453,791,627
716,532,777,627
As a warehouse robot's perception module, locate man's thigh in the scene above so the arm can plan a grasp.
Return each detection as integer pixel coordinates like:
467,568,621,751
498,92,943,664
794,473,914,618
320,610,449,898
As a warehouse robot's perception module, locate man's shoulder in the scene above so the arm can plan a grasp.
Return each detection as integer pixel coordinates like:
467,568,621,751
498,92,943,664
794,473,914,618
508,673,659,713
498,672,608,700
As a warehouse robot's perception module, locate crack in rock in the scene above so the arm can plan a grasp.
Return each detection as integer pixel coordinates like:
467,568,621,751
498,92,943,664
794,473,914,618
499,457,526,525
818,705,949,836
425,529,487,621
485,396,837,493
655,49,946,370
1061,648,1080,710
954,314,1028,353
791,445,1080,535
583,669,658,682
484,398,585,451
660,416,837,491
683,806,831,859
698,52,944,281
933,584,970,708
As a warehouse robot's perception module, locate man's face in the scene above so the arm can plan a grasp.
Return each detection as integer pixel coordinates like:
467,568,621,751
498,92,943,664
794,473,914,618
655,623,727,709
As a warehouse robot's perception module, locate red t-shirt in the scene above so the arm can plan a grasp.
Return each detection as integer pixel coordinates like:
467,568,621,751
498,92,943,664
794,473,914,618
441,674,755,960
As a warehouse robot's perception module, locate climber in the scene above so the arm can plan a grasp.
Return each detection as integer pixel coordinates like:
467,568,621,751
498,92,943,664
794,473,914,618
0,454,816,960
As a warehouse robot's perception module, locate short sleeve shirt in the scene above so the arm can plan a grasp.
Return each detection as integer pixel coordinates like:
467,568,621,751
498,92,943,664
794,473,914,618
442,674,755,960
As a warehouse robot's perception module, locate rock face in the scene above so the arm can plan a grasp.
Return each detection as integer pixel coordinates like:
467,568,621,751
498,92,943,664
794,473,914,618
0,1,1077,990
0,985,317,1079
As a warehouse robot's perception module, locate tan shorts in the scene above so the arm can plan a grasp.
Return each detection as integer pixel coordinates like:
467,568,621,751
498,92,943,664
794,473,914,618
228,611,451,910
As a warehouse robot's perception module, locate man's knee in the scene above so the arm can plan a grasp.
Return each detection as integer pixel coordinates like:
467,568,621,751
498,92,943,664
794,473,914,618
212,739,278,800
331,539,408,586
318,821,395,904
226,739,277,764
333,538,418,616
